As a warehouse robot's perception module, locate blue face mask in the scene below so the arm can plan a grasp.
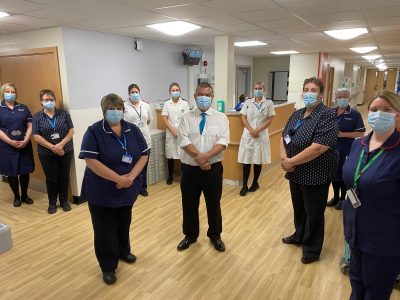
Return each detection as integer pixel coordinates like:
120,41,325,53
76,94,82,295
42,101,55,110
368,111,395,133
106,110,123,124
4,93,16,103
303,92,318,107
170,91,180,98
254,89,263,98
129,93,140,102
196,96,212,110
337,98,349,108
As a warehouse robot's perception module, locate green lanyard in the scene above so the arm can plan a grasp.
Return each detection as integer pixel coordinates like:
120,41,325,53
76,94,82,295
353,148,384,189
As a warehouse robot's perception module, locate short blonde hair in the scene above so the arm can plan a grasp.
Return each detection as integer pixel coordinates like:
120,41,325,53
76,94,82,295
368,91,400,112
254,81,266,90
1,83,17,100
100,93,125,115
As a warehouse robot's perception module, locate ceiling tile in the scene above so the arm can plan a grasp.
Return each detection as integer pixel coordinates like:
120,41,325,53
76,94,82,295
115,0,203,10
0,0,46,14
357,0,400,10
200,0,279,13
234,8,293,22
60,0,138,16
26,7,96,22
256,16,311,29
0,22,38,34
151,3,223,19
278,0,358,15
208,22,262,33
0,15,59,27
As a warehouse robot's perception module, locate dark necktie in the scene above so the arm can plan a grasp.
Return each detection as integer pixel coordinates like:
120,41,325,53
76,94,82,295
199,112,206,134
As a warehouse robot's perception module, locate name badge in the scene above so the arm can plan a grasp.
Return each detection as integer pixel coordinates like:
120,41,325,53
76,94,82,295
137,122,144,128
122,154,133,164
284,134,291,145
346,188,361,208
51,133,60,140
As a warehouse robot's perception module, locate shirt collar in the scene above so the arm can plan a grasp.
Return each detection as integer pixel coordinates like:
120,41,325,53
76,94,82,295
169,97,182,104
1,101,20,108
251,97,266,104
41,108,59,116
194,106,212,116
102,119,131,134
301,102,324,119
361,130,400,151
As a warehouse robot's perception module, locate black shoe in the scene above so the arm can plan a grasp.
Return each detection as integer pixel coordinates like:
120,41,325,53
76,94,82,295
210,238,225,252
121,253,137,264
60,202,71,212
13,197,21,207
166,177,173,185
21,196,34,204
334,200,343,210
248,182,259,192
239,187,248,196
48,204,57,214
282,234,301,245
177,237,197,251
103,272,117,285
327,197,339,207
301,256,319,264
140,189,148,197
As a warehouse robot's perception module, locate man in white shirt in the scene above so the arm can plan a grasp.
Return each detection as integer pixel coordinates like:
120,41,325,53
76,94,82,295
177,82,230,252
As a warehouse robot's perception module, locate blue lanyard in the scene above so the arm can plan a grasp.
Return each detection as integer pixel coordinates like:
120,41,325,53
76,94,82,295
294,119,304,130
112,134,128,154
253,101,263,110
47,116,57,130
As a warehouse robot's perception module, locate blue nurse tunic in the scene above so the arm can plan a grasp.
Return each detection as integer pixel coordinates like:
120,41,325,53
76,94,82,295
342,130,400,257
0,101,35,176
79,119,150,207
334,106,365,182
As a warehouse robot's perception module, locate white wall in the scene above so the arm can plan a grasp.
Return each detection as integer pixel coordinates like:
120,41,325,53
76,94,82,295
288,53,319,108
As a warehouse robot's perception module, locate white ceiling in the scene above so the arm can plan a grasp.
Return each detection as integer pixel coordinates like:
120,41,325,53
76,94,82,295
0,0,399,67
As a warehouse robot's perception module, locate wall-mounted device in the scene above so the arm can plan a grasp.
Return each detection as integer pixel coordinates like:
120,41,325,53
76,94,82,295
135,40,143,51
182,49,203,65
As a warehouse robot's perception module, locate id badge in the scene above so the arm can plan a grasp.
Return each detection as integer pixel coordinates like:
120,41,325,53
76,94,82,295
121,154,133,164
346,188,361,208
284,134,291,145
51,133,60,140
137,122,144,128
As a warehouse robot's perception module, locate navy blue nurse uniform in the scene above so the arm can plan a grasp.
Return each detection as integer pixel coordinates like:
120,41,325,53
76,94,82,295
0,101,34,176
79,119,149,274
334,106,365,182
342,131,400,300
79,119,150,207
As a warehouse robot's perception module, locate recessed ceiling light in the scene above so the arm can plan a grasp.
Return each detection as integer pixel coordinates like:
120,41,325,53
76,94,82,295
350,46,377,54
377,63,387,70
234,41,267,47
146,21,200,36
324,28,368,40
362,55,381,60
270,50,299,55
0,11,10,19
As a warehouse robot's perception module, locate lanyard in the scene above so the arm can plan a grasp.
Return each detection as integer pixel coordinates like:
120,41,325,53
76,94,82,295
253,101,263,110
112,134,128,154
289,119,304,136
132,104,142,121
47,116,57,130
353,148,384,189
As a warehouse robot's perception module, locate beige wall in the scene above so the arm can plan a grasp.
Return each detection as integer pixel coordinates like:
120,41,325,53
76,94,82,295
253,56,290,90
288,53,319,108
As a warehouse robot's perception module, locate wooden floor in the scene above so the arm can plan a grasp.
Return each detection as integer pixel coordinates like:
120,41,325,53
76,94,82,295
0,103,399,300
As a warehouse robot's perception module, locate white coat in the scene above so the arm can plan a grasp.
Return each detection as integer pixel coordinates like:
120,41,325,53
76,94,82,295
124,99,153,148
238,97,275,164
162,98,189,159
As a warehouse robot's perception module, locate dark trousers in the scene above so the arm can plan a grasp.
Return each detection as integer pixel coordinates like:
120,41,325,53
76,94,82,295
289,181,330,258
332,180,347,200
180,162,223,240
39,152,73,205
349,245,400,300
88,203,133,273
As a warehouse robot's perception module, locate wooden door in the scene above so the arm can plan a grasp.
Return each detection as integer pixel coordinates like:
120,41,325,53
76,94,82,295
0,47,63,182
376,71,384,94
385,68,397,92
325,65,334,107
365,69,378,103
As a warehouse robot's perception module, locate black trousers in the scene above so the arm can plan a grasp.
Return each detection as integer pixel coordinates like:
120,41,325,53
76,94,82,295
88,203,133,273
39,152,73,205
289,181,330,258
349,245,400,300
180,162,223,240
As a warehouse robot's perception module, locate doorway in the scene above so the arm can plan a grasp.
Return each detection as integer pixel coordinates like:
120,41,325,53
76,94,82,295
325,65,335,107
236,66,251,103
